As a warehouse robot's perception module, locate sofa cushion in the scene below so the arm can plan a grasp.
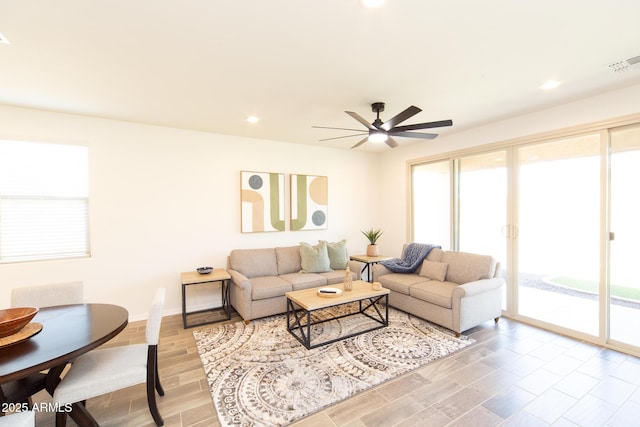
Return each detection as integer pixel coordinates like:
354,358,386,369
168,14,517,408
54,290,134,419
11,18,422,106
323,240,349,270
409,281,459,309
279,273,327,290
230,248,277,278
378,273,426,295
250,276,292,300
426,248,444,262
419,260,448,282
441,251,496,284
320,270,356,285
300,241,331,273
276,246,302,275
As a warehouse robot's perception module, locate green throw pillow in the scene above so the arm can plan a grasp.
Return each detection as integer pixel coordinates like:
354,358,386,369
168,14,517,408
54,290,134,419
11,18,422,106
322,239,349,270
299,241,331,273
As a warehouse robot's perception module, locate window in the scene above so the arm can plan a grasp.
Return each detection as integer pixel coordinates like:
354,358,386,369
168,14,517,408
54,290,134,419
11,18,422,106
0,140,89,263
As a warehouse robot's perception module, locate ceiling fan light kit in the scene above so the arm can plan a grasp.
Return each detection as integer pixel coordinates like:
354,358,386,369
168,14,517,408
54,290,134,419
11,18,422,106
314,102,453,149
368,130,388,143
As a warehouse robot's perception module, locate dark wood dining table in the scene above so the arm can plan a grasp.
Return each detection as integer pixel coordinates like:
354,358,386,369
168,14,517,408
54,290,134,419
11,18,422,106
0,303,128,425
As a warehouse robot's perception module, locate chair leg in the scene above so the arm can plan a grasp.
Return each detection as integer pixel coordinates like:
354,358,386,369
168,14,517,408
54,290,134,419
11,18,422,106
154,348,164,396
147,346,164,426
56,411,68,427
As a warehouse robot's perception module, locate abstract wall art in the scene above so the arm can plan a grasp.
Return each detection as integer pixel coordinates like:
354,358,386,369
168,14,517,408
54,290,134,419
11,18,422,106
240,171,285,233
290,174,328,231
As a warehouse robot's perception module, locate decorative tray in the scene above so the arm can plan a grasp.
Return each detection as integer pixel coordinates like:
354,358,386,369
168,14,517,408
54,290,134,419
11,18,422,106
317,287,342,298
0,323,43,348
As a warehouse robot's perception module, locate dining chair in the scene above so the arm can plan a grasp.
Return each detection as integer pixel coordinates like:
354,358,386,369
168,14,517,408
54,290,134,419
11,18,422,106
10,281,84,308
0,410,35,426
2,282,84,411
53,288,166,427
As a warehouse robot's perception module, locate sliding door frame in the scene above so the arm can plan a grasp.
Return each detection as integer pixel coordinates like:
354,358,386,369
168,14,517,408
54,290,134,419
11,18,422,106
407,113,640,357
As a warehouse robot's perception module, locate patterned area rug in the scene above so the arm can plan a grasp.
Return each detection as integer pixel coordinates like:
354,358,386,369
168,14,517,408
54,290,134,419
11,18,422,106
193,305,474,427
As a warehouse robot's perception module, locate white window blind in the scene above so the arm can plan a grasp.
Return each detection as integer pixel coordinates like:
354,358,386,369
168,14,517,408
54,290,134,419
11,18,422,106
0,140,89,263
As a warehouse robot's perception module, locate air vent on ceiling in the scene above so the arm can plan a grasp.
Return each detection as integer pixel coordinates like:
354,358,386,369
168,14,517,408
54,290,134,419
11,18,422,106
608,55,640,73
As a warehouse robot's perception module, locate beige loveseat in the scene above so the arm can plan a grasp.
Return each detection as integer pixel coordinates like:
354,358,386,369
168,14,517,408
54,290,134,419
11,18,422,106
373,245,504,336
228,242,361,323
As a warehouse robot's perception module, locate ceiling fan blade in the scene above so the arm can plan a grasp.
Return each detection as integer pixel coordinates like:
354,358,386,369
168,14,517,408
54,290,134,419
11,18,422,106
351,137,369,149
390,119,453,132
346,111,376,130
312,125,369,132
380,106,421,131
319,133,368,142
389,131,438,140
385,136,399,148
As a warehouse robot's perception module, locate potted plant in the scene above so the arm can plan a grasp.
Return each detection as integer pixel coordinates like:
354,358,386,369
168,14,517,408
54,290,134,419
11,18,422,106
361,228,383,256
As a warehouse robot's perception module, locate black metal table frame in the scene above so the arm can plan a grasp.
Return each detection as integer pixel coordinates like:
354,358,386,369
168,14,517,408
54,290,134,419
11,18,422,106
350,257,390,282
360,262,377,282
181,278,231,328
286,294,389,349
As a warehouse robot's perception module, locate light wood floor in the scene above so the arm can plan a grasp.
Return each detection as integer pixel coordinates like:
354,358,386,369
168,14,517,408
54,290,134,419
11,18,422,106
30,309,640,426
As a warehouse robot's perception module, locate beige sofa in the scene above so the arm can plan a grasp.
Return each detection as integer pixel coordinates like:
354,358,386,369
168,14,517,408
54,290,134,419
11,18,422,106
228,243,361,323
373,245,504,336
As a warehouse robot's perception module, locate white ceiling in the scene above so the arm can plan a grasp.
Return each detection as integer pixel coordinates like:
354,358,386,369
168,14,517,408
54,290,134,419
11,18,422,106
2,0,640,152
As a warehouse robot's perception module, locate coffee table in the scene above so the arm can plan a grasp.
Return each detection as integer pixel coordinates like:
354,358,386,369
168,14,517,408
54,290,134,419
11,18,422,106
286,280,389,349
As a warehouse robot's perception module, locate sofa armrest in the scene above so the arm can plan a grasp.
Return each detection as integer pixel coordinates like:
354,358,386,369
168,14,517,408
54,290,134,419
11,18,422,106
348,261,363,280
228,269,251,290
372,264,392,282
452,278,505,299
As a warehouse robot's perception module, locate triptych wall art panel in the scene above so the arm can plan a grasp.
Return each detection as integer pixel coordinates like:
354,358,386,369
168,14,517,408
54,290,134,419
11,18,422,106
240,171,285,233
291,174,328,231
240,172,328,232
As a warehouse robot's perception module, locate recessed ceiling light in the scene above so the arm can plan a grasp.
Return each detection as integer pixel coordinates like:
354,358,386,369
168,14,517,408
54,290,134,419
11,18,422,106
361,0,385,8
246,116,259,124
540,80,562,90
0,32,10,45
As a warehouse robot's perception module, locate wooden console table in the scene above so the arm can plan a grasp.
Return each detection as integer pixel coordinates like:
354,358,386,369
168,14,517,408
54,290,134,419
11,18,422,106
181,269,231,328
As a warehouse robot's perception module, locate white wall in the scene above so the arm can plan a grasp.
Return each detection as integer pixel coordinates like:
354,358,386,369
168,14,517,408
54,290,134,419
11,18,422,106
4,83,640,320
0,105,380,319
376,83,640,256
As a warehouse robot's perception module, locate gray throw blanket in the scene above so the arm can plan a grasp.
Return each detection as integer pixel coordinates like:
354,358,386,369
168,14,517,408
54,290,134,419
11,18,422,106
380,243,441,273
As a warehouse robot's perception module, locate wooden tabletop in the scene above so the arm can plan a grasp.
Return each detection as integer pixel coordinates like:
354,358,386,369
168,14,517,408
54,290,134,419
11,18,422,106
0,303,129,384
181,269,230,285
286,280,389,311
349,255,393,263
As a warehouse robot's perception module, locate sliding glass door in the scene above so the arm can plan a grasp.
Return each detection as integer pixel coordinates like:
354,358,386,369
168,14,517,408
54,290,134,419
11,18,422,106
410,119,640,353
459,151,508,308
516,135,601,335
609,125,640,347
412,160,451,249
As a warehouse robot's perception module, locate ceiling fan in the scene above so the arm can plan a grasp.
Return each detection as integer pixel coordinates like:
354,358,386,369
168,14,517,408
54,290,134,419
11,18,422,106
313,102,453,149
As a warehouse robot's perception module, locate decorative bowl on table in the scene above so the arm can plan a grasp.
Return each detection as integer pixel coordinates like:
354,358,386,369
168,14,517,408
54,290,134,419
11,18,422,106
0,307,39,338
197,267,214,275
